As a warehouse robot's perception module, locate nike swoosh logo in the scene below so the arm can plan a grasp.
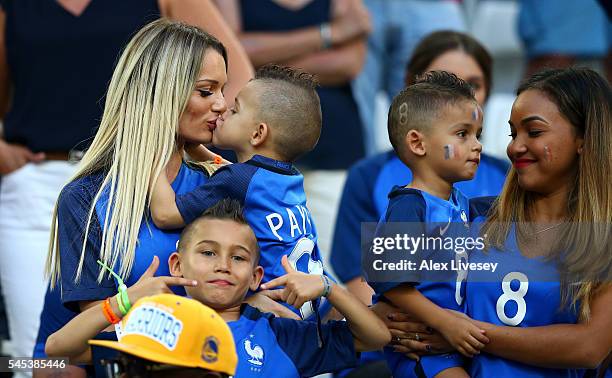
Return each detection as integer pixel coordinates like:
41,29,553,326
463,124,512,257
439,218,451,236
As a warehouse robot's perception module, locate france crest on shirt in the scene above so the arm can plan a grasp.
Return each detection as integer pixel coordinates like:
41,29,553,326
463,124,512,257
228,305,359,378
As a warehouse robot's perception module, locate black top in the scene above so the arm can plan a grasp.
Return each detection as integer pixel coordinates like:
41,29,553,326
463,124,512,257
240,0,365,170
1,0,160,152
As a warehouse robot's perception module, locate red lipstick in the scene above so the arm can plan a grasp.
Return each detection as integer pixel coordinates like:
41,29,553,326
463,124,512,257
513,159,536,169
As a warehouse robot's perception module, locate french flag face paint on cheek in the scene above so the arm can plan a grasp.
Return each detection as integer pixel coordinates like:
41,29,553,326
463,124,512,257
444,144,455,160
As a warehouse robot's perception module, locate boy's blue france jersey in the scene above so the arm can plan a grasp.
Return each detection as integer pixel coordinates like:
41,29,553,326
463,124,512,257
368,187,470,378
57,162,209,311
175,155,329,319
467,199,583,378
331,150,508,284
90,305,359,378
228,305,358,377
368,186,470,305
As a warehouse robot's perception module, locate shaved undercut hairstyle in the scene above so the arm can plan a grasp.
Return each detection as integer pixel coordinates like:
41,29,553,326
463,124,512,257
388,70,476,157
178,199,260,264
253,65,321,161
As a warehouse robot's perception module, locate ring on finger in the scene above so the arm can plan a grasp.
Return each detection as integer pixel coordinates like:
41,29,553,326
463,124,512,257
414,333,420,342
394,335,401,343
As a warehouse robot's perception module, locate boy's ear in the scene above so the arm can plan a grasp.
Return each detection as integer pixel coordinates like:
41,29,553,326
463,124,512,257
168,252,182,277
250,266,265,291
405,129,426,156
250,122,269,147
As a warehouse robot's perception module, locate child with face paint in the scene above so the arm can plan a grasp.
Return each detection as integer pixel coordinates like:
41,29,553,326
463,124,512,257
366,71,486,378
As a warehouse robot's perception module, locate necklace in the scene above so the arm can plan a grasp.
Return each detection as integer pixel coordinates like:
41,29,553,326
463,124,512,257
529,222,564,235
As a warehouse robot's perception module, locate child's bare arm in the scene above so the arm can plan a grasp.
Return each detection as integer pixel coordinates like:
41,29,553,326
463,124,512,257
45,298,118,362
184,143,217,162
150,170,185,228
385,285,489,357
324,278,391,351
261,255,391,351
45,257,197,361
184,143,231,164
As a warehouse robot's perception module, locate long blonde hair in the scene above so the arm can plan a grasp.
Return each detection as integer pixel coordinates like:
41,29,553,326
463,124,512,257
46,19,227,286
482,68,612,320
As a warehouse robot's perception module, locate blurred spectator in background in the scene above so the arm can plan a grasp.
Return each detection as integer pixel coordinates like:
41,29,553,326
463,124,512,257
518,0,611,80
331,30,508,306
215,0,371,261
0,0,252,370
353,0,466,155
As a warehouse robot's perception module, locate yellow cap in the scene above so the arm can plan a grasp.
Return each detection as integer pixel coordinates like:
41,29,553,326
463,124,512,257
89,294,237,376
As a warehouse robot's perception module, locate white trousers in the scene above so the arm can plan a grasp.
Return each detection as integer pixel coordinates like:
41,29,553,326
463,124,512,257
0,162,76,367
303,170,348,280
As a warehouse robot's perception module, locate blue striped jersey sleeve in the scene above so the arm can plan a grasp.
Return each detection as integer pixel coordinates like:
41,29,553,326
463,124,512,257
175,163,257,224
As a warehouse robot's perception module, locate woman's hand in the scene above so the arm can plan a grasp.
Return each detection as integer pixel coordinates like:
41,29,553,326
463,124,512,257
370,301,454,360
0,140,45,175
127,256,198,304
330,0,371,45
391,331,454,360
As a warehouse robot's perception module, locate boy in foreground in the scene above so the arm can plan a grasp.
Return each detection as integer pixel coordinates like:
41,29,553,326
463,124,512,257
91,293,238,378
47,199,390,377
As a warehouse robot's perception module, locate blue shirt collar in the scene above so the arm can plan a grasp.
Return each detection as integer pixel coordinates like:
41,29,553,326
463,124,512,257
247,154,299,175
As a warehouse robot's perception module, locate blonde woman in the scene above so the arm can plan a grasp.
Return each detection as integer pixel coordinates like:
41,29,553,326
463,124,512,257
33,20,228,372
378,68,611,376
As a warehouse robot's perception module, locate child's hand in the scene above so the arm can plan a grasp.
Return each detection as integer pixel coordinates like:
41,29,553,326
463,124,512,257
184,143,231,165
439,317,489,358
260,255,326,310
127,256,198,304
244,291,301,320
